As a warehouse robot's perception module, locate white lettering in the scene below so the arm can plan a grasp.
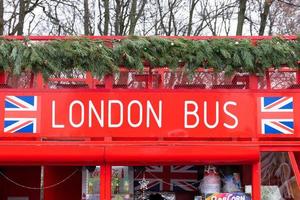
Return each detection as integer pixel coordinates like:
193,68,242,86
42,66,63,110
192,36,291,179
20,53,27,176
223,101,238,129
88,100,104,127
146,100,162,128
69,100,85,128
128,100,143,128
52,100,65,128
184,101,199,128
204,101,219,128
108,100,123,128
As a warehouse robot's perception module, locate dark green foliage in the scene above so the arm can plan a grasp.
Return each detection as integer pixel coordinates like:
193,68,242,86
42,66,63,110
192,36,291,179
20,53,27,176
0,36,299,79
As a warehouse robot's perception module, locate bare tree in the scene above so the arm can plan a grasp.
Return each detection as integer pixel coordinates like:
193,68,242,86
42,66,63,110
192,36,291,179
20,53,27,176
236,0,247,35
187,0,200,35
40,0,83,35
155,0,187,36
83,0,91,35
269,0,300,34
102,0,109,35
6,0,41,35
0,0,3,35
259,0,273,35
1,0,299,36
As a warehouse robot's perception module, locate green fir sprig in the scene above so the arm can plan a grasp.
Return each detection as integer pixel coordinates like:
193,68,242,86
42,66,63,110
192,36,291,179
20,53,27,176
0,36,299,79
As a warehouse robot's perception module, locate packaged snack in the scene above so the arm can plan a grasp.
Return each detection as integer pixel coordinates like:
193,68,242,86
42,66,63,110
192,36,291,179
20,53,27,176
204,193,251,200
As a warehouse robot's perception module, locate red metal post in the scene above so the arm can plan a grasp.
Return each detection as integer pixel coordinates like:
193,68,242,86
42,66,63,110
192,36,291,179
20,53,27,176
297,70,300,84
252,161,261,200
29,72,35,88
104,75,113,89
288,151,300,188
100,164,111,200
36,72,44,89
148,68,152,89
265,70,271,89
0,72,6,84
157,68,166,89
249,74,258,89
100,165,106,200
86,72,94,89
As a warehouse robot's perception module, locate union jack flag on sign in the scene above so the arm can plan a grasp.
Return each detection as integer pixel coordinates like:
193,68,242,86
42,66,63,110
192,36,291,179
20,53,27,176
4,96,39,133
259,96,294,135
134,165,199,192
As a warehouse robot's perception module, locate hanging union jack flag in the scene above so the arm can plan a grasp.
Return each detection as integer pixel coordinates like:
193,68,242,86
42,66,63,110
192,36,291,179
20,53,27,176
134,165,199,192
259,96,294,135
4,96,39,133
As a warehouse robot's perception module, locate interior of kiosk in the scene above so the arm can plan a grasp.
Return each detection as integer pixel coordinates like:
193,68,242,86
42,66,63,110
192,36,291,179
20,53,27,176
108,164,253,200
82,152,299,200
0,152,299,200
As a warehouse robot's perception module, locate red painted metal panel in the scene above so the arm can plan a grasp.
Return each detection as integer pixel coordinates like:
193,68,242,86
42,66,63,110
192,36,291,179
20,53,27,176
104,145,259,165
0,90,299,139
0,142,104,165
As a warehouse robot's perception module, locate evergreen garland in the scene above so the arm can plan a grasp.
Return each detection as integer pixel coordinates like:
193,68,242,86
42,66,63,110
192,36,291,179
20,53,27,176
0,36,299,79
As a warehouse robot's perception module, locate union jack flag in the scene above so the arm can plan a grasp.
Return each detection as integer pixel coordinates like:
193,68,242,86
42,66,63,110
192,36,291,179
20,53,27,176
134,165,199,192
259,96,294,135
4,96,39,133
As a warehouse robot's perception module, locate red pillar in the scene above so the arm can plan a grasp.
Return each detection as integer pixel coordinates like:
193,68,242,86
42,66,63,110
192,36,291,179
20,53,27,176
249,74,258,90
100,164,111,200
104,75,113,89
252,161,261,200
86,72,94,89
265,70,271,89
36,72,44,89
297,70,300,84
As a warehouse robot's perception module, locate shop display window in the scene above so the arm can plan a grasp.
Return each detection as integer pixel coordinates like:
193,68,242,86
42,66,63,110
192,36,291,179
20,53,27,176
261,152,300,200
111,165,252,200
82,166,101,200
112,166,134,200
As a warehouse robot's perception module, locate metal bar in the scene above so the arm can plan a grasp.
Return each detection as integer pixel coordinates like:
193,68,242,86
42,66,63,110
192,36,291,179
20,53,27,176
100,165,106,200
104,145,259,165
86,72,94,89
252,160,261,200
265,70,271,89
288,151,300,189
36,72,44,89
102,164,111,200
48,78,87,82
0,143,104,165
104,74,113,89
2,140,300,147
297,70,300,84
249,75,258,89
29,72,35,88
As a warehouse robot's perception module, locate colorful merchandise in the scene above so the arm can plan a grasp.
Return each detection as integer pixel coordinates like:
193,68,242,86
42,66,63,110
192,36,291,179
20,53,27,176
205,193,251,200
200,165,221,194
222,174,241,192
